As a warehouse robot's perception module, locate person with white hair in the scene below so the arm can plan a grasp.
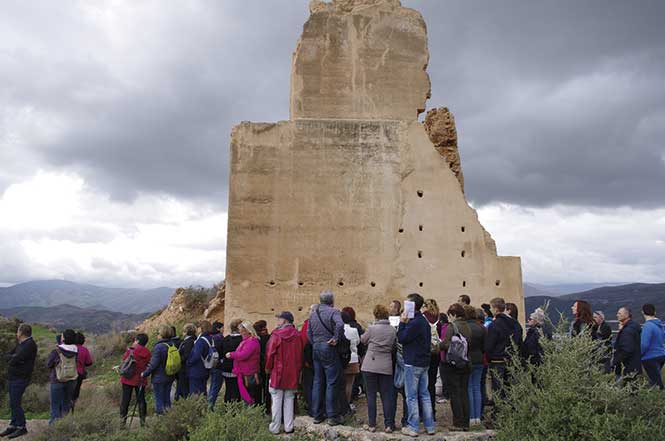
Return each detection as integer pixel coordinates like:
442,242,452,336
521,308,546,365
591,310,613,373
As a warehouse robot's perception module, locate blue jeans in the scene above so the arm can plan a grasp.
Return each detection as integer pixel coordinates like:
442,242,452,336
468,364,483,420
189,376,208,396
49,381,75,425
152,382,171,415
208,369,224,410
312,342,341,420
404,364,434,432
8,379,29,428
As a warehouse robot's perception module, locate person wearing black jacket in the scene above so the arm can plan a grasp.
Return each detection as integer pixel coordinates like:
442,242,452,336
485,297,522,419
1,324,38,439
208,321,225,410
591,311,612,373
175,324,196,400
612,307,642,379
221,319,243,403
253,320,271,412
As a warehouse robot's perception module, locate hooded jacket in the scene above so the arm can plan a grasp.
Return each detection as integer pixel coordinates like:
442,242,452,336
186,333,212,379
142,338,174,384
76,344,93,377
120,343,151,387
641,318,665,361
613,319,642,375
46,344,78,384
485,314,523,362
265,324,303,390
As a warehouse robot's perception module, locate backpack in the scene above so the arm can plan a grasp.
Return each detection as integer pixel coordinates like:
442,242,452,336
119,349,136,379
316,306,351,368
164,343,182,376
429,320,441,355
199,336,219,369
446,322,469,368
55,348,78,382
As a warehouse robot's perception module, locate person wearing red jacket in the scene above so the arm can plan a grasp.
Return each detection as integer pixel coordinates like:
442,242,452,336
266,311,304,435
119,333,151,426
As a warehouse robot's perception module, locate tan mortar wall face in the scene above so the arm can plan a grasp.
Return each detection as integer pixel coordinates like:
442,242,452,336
226,119,523,327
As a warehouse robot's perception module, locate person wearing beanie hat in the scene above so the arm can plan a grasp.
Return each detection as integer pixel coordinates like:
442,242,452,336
265,311,303,435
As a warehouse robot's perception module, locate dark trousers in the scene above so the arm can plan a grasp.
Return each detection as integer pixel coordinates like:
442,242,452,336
175,370,189,400
120,384,146,424
208,369,224,410
427,357,438,420
224,375,241,402
72,376,84,409
49,380,75,425
8,379,28,429
444,364,470,429
489,362,508,420
302,367,314,417
392,386,407,427
152,382,171,415
189,376,207,396
364,372,395,429
480,365,488,417
643,356,665,389
438,361,450,399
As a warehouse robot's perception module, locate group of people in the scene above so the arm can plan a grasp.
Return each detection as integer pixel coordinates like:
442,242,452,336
1,326,93,439
3,292,664,439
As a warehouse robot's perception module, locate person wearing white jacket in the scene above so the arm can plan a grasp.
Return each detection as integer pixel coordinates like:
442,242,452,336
342,311,360,406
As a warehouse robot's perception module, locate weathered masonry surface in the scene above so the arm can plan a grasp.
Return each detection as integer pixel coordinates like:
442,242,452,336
225,0,523,325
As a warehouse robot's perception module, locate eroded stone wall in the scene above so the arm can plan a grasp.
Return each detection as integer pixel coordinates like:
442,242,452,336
225,0,523,327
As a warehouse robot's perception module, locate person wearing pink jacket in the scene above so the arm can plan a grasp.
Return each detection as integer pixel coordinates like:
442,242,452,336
226,321,261,404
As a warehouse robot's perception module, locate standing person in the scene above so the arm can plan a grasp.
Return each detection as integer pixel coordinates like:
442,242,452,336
360,305,397,433
1,324,37,439
397,293,435,437
422,298,442,421
640,304,665,389
570,300,594,336
388,300,408,430
207,322,225,409
612,307,642,380
226,321,261,404
465,306,485,427
266,311,303,435
505,303,523,345
591,311,612,373
481,304,493,328
176,324,196,400
485,297,522,423
440,303,472,431
458,295,471,306
307,290,345,426
119,333,150,426
221,319,243,403
47,329,78,425
72,332,93,412
342,306,366,401
168,326,181,403
437,313,451,405
141,325,175,415
254,320,271,411
474,308,489,420
300,307,315,417
342,311,360,408
187,320,213,396
521,309,545,366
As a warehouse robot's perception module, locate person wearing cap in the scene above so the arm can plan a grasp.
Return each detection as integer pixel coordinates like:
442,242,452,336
591,311,612,373
521,308,546,365
265,311,303,435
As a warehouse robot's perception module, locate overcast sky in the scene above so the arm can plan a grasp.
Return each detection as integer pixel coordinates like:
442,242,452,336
1,0,664,288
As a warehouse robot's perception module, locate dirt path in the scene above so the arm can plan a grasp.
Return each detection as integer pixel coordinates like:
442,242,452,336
0,420,49,441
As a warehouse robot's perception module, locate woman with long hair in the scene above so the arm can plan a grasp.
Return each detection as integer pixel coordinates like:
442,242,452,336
570,300,594,336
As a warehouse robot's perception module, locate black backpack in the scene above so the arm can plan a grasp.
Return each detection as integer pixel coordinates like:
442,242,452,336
119,348,136,379
316,307,351,368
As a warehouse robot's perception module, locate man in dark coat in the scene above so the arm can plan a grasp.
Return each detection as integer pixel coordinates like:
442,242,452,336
1,324,38,439
612,307,642,379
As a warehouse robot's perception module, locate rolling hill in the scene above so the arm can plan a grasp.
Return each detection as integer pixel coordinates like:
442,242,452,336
525,282,665,324
0,304,149,334
0,280,173,314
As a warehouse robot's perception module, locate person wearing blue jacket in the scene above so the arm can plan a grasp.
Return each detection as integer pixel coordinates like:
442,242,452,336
141,325,175,415
187,320,213,396
640,304,665,389
612,307,642,379
397,293,435,437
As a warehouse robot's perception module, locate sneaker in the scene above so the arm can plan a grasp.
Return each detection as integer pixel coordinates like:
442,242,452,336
401,427,418,437
363,425,376,432
313,418,325,424
7,429,27,440
328,418,342,426
0,427,16,437
426,428,436,435
384,427,393,433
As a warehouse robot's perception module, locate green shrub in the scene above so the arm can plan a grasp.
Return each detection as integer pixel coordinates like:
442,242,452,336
189,401,273,441
142,395,208,441
495,323,665,441
21,383,50,413
36,397,125,441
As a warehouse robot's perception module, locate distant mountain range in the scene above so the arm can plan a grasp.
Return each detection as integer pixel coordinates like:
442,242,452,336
523,282,629,297
0,280,174,314
0,304,149,334
525,283,665,324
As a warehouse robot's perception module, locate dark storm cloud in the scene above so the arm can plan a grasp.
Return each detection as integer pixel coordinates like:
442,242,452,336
3,0,664,207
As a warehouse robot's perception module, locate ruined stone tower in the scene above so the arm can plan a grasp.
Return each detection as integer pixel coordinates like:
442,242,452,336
224,0,524,326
